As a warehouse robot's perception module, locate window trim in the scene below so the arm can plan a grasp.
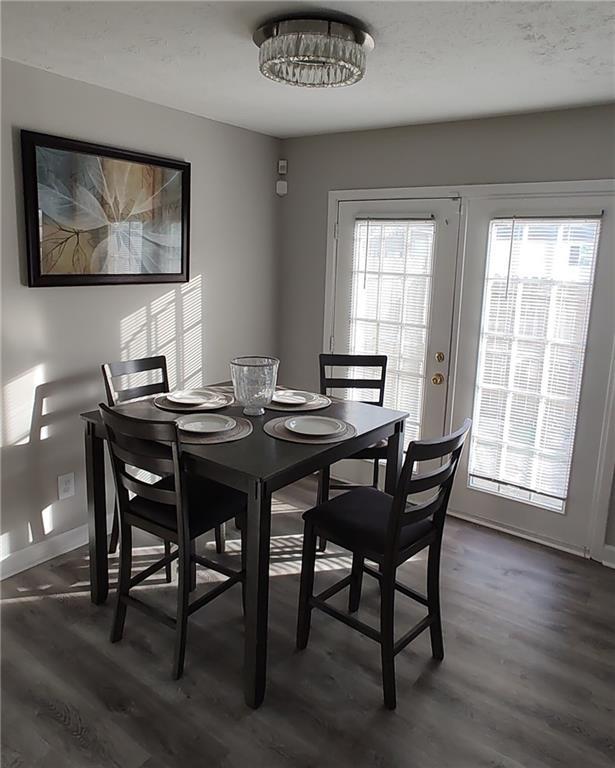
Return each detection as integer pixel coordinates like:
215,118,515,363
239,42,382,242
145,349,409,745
324,179,615,564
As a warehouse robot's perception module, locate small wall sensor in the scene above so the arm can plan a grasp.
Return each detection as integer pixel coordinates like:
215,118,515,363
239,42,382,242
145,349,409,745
276,180,288,197
278,159,288,175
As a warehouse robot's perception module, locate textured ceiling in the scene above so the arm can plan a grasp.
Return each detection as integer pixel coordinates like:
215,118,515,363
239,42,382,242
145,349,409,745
2,1,614,137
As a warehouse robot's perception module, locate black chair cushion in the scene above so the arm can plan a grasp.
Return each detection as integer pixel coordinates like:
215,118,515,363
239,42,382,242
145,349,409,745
129,474,246,539
303,487,434,555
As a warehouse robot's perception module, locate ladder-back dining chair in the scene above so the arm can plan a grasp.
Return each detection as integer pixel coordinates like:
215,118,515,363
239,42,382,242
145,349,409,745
100,403,246,680
102,356,226,560
297,419,471,709
317,353,388,550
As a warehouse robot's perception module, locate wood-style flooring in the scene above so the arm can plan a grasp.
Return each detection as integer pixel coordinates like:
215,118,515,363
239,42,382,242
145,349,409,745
2,480,614,768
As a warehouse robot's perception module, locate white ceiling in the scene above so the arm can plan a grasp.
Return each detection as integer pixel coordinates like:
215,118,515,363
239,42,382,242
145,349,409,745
2,1,614,138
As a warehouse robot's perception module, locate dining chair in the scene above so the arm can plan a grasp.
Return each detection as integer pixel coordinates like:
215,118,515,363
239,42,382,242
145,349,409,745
296,419,471,709
317,353,388,550
102,356,226,560
99,403,246,680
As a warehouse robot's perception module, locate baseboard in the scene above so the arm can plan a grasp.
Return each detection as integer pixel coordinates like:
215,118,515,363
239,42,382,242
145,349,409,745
1,516,110,581
448,508,588,559
601,544,615,569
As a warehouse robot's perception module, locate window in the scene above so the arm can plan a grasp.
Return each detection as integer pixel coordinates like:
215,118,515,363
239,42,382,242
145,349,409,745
468,217,601,511
347,218,436,444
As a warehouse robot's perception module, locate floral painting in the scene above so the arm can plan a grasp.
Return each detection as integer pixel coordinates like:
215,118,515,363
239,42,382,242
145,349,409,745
21,131,190,286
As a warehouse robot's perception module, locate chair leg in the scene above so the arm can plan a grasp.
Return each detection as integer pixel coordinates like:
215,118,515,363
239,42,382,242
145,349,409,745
215,523,226,554
172,538,191,680
372,458,380,489
189,540,197,592
317,467,330,552
164,540,173,583
379,568,397,710
240,523,246,617
427,542,444,661
108,500,119,554
297,521,318,650
110,522,132,643
348,554,364,613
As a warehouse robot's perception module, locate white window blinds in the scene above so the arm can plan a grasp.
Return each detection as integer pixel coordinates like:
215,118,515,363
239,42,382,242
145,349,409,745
468,217,601,511
346,218,436,444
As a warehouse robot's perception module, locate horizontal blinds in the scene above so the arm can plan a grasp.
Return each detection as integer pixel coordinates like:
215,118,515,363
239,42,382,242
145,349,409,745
468,217,601,511
345,219,435,445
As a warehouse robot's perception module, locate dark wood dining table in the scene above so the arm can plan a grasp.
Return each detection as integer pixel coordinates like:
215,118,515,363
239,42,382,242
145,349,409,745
80,388,407,708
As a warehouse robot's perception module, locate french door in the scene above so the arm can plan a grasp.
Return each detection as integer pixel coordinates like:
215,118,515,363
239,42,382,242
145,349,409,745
328,197,461,447
326,187,614,556
449,193,614,553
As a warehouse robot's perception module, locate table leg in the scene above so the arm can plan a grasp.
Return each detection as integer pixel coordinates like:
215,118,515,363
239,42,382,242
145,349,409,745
85,423,109,605
243,478,272,708
384,420,404,496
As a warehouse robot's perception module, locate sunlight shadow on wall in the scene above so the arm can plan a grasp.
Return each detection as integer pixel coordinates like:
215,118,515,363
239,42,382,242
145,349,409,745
120,275,204,389
1,364,45,446
1,369,100,565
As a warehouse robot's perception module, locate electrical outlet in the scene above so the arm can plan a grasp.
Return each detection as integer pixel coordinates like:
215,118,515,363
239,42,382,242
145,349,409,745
58,472,75,500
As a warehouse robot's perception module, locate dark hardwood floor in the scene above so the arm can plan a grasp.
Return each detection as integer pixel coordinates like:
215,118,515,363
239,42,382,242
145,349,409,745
2,479,614,768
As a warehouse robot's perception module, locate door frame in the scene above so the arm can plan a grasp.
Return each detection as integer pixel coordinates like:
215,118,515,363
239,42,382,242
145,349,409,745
325,180,615,565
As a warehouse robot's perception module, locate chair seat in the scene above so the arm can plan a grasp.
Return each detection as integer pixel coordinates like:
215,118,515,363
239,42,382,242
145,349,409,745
129,474,246,539
303,487,434,555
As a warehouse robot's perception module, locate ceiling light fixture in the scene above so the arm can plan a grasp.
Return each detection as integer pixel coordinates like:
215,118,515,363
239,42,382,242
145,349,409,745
253,16,374,88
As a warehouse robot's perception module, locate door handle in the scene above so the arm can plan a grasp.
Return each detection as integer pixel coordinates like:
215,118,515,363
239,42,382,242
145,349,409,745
431,373,445,386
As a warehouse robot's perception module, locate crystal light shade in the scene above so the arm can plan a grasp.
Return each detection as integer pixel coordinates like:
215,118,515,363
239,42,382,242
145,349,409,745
254,18,374,88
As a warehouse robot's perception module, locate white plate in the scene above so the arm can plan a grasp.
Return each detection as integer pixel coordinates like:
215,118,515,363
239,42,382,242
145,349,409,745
284,416,346,437
167,389,227,406
177,414,237,434
272,390,310,405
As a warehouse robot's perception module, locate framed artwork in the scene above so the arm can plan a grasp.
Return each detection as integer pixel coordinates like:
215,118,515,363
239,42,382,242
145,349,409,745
21,130,190,286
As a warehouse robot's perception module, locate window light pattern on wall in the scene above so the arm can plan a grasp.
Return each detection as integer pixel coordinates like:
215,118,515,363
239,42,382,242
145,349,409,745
469,217,601,512
347,219,435,445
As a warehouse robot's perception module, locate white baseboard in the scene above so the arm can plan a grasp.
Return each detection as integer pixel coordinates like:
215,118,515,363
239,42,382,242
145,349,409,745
1,517,110,581
447,508,588,559
601,544,615,569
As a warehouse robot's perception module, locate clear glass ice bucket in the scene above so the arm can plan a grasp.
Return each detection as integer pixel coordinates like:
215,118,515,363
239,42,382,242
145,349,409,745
230,356,279,416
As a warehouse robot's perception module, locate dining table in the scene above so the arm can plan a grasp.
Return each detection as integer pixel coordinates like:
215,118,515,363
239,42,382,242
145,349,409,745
80,385,407,708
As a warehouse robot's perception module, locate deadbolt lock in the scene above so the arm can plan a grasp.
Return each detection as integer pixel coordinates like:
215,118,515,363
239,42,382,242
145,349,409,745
431,373,445,386
435,352,445,363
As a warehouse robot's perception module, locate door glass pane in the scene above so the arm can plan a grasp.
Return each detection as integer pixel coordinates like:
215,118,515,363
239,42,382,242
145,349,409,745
346,219,436,444
468,217,601,511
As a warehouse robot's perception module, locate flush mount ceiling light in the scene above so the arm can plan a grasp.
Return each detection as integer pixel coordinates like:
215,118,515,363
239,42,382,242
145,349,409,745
253,16,375,88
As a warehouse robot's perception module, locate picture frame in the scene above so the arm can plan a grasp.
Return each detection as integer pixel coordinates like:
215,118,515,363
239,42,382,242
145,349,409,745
21,130,190,287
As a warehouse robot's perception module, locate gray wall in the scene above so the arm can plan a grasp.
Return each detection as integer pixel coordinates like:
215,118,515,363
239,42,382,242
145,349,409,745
2,59,614,573
1,60,280,573
278,104,615,551
278,104,615,389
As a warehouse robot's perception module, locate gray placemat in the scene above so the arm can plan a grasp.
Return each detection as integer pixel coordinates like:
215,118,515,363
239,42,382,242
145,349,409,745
179,417,253,445
153,392,233,413
263,416,357,444
265,394,332,412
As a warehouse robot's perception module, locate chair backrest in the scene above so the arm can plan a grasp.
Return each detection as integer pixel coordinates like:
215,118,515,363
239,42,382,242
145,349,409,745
319,354,388,406
388,419,472,552
99,403,187,539
102,356,169,406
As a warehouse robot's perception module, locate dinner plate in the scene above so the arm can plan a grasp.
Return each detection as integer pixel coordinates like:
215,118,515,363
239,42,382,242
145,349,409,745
176,414,237,434
167,389,227,406
272,390,310,405
284,416,346,437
